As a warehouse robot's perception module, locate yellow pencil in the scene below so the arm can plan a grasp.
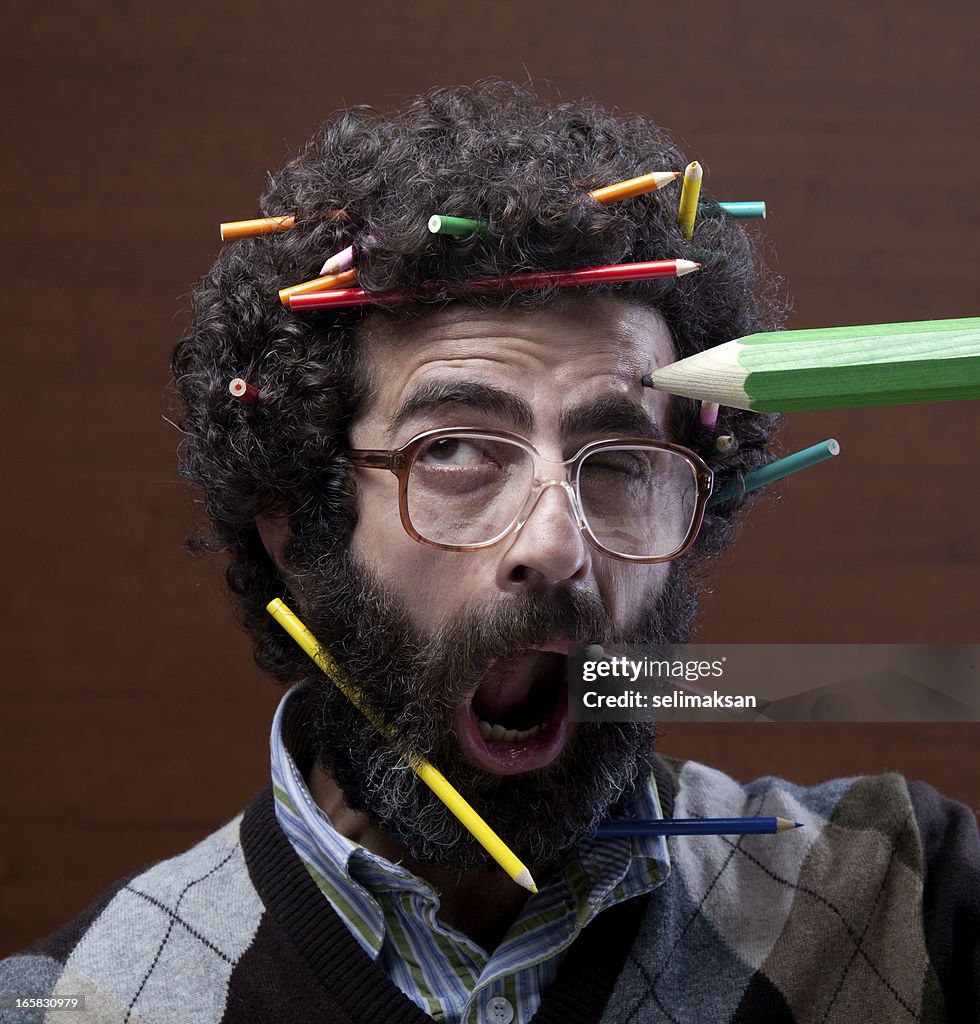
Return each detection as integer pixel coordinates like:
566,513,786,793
278,269,358,306
219,215,296,241
677,161,703,239
266,598,538,892
589,170,681,204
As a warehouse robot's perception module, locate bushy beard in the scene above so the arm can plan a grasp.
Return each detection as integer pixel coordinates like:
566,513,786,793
288,544,700,877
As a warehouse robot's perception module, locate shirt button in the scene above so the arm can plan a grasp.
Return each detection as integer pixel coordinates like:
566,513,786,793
486,995,514,1024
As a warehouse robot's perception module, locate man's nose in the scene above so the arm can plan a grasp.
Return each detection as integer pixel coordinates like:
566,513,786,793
496,480,590,590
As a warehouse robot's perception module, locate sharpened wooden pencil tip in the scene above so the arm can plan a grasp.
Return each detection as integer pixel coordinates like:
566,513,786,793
776,817,803,832
675,259,701,277
514,869,537,892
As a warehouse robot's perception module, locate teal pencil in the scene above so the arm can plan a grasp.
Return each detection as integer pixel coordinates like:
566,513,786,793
708,439,839,507
700,201,767,219
643,318,980,411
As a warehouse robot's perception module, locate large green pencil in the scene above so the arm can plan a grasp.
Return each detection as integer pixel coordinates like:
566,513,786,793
643,318,980,411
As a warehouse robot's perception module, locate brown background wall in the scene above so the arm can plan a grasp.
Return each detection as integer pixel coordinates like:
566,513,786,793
1,1,977,954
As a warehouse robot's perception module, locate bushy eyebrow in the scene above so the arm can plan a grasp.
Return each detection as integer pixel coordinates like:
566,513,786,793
388,379,663,440
388,380,535,434
560,395,664,441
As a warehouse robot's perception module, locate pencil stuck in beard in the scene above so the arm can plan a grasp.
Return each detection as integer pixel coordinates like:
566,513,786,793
266,598,538,892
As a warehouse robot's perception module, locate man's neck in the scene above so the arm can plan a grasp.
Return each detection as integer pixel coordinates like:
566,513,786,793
306,763,530,952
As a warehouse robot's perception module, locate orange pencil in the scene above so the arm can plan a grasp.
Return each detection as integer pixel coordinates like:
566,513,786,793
220,207,350,241
278,269,358,306
589,170,681,204
219,215,296,241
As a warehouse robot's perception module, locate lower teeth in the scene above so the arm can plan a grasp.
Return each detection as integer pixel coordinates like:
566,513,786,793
478,720,543,742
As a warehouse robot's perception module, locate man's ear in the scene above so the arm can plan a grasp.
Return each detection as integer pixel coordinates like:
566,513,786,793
256,514,292,579
256,513,309,608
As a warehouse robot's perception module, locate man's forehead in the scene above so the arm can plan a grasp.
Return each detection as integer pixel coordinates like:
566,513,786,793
356,297,676,429
360,295,673,358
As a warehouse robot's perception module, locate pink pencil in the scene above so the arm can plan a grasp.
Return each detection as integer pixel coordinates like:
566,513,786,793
699,401,720,430
289,259,701,310
318,244,355,277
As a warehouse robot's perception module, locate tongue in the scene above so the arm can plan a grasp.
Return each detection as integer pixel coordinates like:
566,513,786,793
473,651,563,720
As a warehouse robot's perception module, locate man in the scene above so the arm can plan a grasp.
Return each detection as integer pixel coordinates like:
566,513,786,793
2,81,977,1023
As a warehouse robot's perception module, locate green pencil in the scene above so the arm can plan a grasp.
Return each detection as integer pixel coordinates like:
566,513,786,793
643,318,980,411
428,214,488,238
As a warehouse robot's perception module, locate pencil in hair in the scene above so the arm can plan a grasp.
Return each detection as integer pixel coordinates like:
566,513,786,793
589,170,681,204
319,244,356,277
699,401,720,430
428,215,488,238
220,208,348,241
220,215,296,241
677,161,703,239
708,439,840,507
278,269,358,306
700,201,767,220
229,378,259,405
289,259,701,310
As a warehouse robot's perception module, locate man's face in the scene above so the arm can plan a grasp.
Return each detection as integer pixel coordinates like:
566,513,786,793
351,300,678,635
283,298,697,873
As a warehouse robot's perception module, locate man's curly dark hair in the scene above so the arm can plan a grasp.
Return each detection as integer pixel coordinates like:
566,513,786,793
170,80,785,683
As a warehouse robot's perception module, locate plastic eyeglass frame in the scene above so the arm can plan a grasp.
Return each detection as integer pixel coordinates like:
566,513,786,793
348,426,715,563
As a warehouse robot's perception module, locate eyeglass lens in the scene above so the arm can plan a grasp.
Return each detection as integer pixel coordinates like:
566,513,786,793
405,435,698,557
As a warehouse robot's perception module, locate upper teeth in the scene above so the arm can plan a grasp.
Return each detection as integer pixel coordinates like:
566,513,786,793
478,720,544,743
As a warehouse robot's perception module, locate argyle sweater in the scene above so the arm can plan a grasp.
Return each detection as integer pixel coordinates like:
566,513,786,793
2,759,978,1023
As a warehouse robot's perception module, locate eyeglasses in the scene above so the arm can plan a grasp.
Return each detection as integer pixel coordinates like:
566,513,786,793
348,427,714,563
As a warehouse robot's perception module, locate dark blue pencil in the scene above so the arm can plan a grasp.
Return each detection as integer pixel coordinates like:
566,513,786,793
592,817,802,837
392,817,804,843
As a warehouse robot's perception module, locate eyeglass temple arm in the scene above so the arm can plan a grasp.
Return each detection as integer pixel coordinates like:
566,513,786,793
348,450,406,470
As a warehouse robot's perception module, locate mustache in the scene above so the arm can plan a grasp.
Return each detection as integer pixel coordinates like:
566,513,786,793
423,584,613,699
301,547,614,694
303,569,610,745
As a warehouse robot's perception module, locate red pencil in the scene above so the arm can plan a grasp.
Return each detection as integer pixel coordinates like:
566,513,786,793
229,378,260,405
288,259,701,311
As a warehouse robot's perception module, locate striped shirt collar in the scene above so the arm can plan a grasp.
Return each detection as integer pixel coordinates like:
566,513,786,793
271,683,670,1021
271,683,670,946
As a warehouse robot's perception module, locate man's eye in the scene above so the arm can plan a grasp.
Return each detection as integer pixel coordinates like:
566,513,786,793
584,451,651,478
419,438,494,467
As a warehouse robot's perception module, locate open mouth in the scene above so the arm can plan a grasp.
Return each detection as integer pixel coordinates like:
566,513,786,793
454,644,574,775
